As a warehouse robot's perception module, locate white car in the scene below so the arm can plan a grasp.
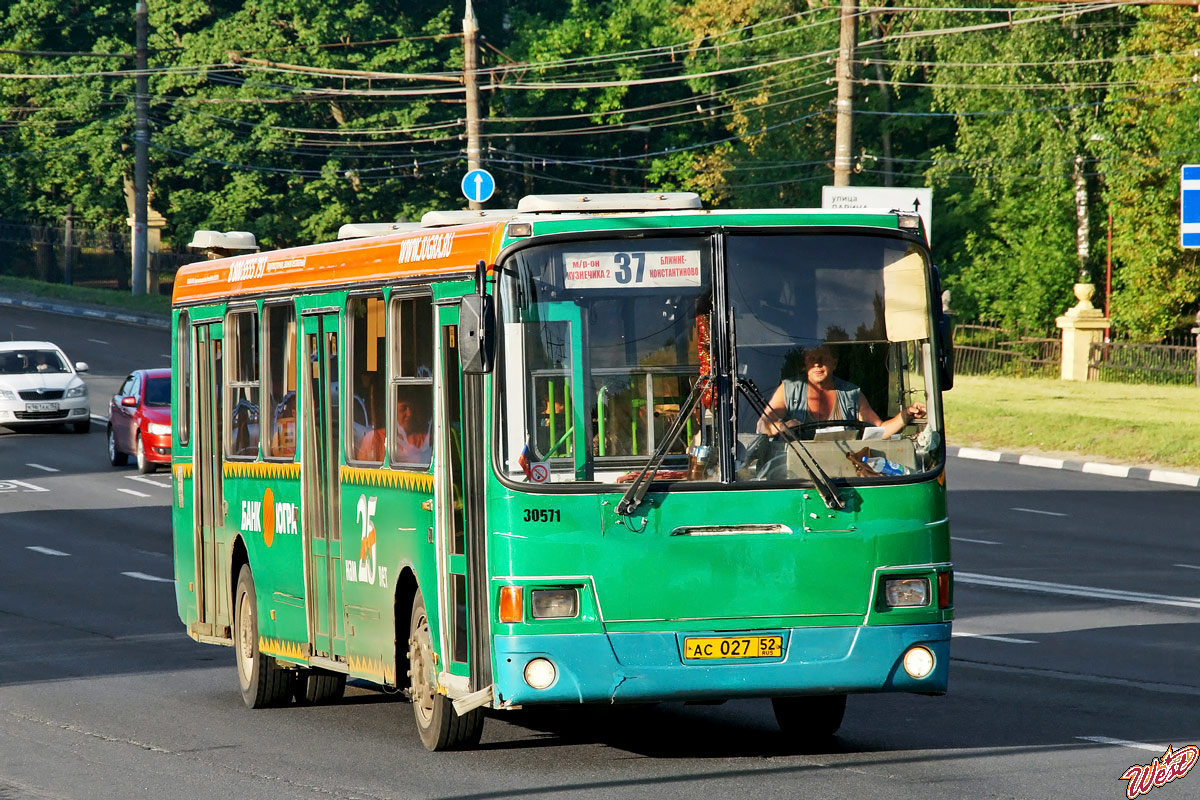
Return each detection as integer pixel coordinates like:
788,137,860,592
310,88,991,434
0,341,92,433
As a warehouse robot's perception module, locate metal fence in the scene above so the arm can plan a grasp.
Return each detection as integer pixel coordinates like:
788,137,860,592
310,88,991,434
1088,334,1199,386
952,323,1061,378
0,219,192,294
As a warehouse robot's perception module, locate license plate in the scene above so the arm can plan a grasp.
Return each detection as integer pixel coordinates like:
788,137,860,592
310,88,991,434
27,402,59,412
683,635,783,660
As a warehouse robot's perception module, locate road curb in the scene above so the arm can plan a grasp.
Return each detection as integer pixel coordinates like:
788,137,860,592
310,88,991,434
0,295,169,330
948,445,1200,489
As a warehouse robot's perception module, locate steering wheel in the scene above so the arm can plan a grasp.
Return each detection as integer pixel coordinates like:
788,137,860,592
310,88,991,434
795,419,866,439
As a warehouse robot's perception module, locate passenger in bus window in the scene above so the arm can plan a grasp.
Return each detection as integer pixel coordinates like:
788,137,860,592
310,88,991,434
393,389,432,465
757,342,925,439
355,389,432,466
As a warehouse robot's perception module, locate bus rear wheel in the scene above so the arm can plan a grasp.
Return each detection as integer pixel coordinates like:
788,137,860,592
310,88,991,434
234,565,292,708
771,694,847,741
407,591,484,751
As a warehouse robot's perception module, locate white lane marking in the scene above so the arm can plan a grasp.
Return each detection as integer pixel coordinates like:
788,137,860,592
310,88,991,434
87,339,109,345
1174,564,1200,571
126,475,170,488
0,480,48,493
1012,507,1067,517
122,572,174,583
1018,454,1064,469
26,546,69,556
1076,736,1164,753
952,536,1001,545
16,324,35,330
952,631,1036,644
1082,462,1130,478
26,463,59,472
117,488,151,498
957,572,1200,610
956,447,1002,462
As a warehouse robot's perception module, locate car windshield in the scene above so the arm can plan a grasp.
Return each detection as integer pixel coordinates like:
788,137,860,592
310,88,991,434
145,377,171,407
0,349,69,375
495,231,944,489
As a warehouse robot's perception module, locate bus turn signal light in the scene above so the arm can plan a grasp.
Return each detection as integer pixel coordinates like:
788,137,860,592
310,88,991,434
499,586,523,623
938,571,952,609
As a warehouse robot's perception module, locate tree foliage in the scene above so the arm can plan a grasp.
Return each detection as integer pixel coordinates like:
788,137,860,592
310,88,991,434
2,2,1200,340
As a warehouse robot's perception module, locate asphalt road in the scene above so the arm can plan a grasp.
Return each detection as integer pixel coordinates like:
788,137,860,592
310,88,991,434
1,306,1198,800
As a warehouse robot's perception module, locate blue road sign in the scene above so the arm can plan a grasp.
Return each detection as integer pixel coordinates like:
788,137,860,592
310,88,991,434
461,169,495,204
1181,165,1200,248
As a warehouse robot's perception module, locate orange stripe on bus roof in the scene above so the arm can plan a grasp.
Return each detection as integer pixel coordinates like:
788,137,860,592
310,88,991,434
172,221,507,306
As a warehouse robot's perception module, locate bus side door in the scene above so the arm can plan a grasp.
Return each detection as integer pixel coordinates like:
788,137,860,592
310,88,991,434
435,303,491,698
300,312,346,661
191,321,228,639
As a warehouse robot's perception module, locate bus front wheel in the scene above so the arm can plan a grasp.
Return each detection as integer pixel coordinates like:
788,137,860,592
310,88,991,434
234,565,292,708
407,591,484,751
771,694,847,741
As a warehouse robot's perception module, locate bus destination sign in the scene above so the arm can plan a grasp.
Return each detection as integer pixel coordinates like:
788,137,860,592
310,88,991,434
563,249,702,289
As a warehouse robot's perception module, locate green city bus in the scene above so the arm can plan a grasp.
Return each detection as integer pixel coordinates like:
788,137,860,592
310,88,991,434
170,192,954,750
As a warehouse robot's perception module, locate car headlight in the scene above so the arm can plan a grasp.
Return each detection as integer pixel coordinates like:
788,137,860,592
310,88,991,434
147,422,171,436
0,389,15,400
65,385,87,398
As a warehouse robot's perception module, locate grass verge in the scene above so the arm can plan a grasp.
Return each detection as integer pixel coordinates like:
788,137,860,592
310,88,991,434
0,275,171,317
943,375,1200,472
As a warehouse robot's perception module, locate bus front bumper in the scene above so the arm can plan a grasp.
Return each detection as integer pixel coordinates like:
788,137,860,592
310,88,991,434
492,623,950,706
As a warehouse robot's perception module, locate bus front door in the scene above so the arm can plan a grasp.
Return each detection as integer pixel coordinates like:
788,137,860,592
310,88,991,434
435,304,491,699
300,312,346,662
192,322,228,639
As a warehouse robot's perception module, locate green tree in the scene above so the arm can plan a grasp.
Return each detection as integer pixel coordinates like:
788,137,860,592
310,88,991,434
1102,6,1200,339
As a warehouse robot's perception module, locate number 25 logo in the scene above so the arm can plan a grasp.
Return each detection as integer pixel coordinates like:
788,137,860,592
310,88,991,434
356,494,377,585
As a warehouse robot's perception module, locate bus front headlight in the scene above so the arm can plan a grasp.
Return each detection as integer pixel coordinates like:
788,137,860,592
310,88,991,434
902,646,935,679
523,658,557,689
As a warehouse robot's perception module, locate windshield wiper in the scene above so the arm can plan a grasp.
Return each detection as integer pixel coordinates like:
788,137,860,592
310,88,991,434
737,377,845,511
616,375,711,517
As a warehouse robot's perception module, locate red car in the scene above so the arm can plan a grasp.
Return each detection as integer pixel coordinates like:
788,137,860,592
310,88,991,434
108,368,172,473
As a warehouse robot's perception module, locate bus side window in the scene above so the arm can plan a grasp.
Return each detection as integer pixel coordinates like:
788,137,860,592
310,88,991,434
264,303,297,460
388,292,433,469
225,308,260,459
349,293,387,465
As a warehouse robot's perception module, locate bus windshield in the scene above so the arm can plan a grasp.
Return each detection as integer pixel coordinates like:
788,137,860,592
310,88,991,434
496,232,943,487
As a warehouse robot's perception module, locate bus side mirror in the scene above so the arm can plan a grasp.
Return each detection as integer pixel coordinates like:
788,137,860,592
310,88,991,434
932,266,954,391
460,293,494,374
937,313,954,391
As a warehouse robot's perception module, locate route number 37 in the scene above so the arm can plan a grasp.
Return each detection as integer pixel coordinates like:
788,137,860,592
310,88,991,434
613,252,646,284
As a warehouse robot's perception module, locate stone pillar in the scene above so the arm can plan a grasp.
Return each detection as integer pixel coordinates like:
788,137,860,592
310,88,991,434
124,178,167,293
1056,283,1111,381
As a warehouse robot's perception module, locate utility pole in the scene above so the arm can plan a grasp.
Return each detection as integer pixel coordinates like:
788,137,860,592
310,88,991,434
833,0,857,187
63,204,74,286
131,0,149,296
463,0,482,209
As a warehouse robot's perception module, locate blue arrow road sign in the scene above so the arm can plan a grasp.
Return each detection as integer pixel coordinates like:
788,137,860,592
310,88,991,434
1182,165,1200,248
461,169,495,204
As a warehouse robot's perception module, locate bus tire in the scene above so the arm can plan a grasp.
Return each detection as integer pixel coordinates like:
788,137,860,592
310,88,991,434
408,591,484,751
234,565,291,709
771,694,847,741
295,669,346,705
